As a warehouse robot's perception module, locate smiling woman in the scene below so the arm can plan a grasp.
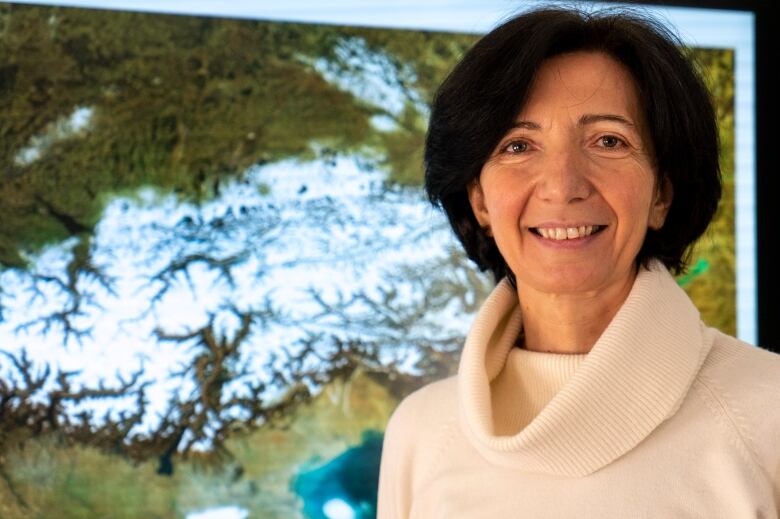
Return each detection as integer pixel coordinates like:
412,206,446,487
468,51,672,354
377,7,780,518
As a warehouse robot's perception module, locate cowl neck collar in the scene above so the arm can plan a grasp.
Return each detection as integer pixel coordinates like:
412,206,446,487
457,261,713,477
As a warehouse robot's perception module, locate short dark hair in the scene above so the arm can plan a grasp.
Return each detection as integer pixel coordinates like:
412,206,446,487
424,7,721,283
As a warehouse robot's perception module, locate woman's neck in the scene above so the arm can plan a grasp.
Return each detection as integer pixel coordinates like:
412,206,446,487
516,271,637,354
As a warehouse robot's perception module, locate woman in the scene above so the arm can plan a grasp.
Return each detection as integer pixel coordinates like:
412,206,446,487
377,7,780,518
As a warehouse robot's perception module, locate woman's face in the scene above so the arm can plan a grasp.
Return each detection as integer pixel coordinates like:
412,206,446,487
468,51,672,297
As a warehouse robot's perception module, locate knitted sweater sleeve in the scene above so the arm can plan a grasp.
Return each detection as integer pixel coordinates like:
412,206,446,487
701,333,780,510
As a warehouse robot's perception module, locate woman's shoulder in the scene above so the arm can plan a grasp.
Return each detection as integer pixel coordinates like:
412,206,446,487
385,375,459,435
378,375,460,500
696,328,780,479
700,328,780,386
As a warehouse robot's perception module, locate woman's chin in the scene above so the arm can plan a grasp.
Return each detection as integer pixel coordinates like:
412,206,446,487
515,263,633,298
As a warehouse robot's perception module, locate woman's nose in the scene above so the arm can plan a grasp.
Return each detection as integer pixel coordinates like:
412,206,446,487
534,151,593,204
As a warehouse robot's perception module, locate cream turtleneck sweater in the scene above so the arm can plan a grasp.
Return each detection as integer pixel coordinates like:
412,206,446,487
491,348,587,436
377,262,780,518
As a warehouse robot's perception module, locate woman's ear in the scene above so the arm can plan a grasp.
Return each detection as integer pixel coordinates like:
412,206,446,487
467,180,492,235
648,176,673,230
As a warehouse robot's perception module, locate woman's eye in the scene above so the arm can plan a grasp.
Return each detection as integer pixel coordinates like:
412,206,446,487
505,141,528,153
599,135,624,148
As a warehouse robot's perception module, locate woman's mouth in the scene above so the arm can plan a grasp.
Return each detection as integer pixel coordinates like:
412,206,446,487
530,225,607,240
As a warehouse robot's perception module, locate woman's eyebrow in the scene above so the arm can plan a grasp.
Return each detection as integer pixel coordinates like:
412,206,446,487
578,113,635,127
509,120,542,130
509,114,636,131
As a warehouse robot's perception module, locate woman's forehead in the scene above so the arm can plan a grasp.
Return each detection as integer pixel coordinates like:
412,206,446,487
516,51,644,125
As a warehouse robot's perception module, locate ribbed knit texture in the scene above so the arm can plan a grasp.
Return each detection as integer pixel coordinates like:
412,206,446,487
457,260,708,477
491,347,587,436
377,261,780,518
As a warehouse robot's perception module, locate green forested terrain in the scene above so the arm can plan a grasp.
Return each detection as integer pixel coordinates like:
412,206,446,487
0,3,475,268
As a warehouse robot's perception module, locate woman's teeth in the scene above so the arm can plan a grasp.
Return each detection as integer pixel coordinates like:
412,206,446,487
536,225,602,240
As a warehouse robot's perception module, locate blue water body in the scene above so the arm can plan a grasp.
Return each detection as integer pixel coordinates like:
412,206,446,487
293,430,383,519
